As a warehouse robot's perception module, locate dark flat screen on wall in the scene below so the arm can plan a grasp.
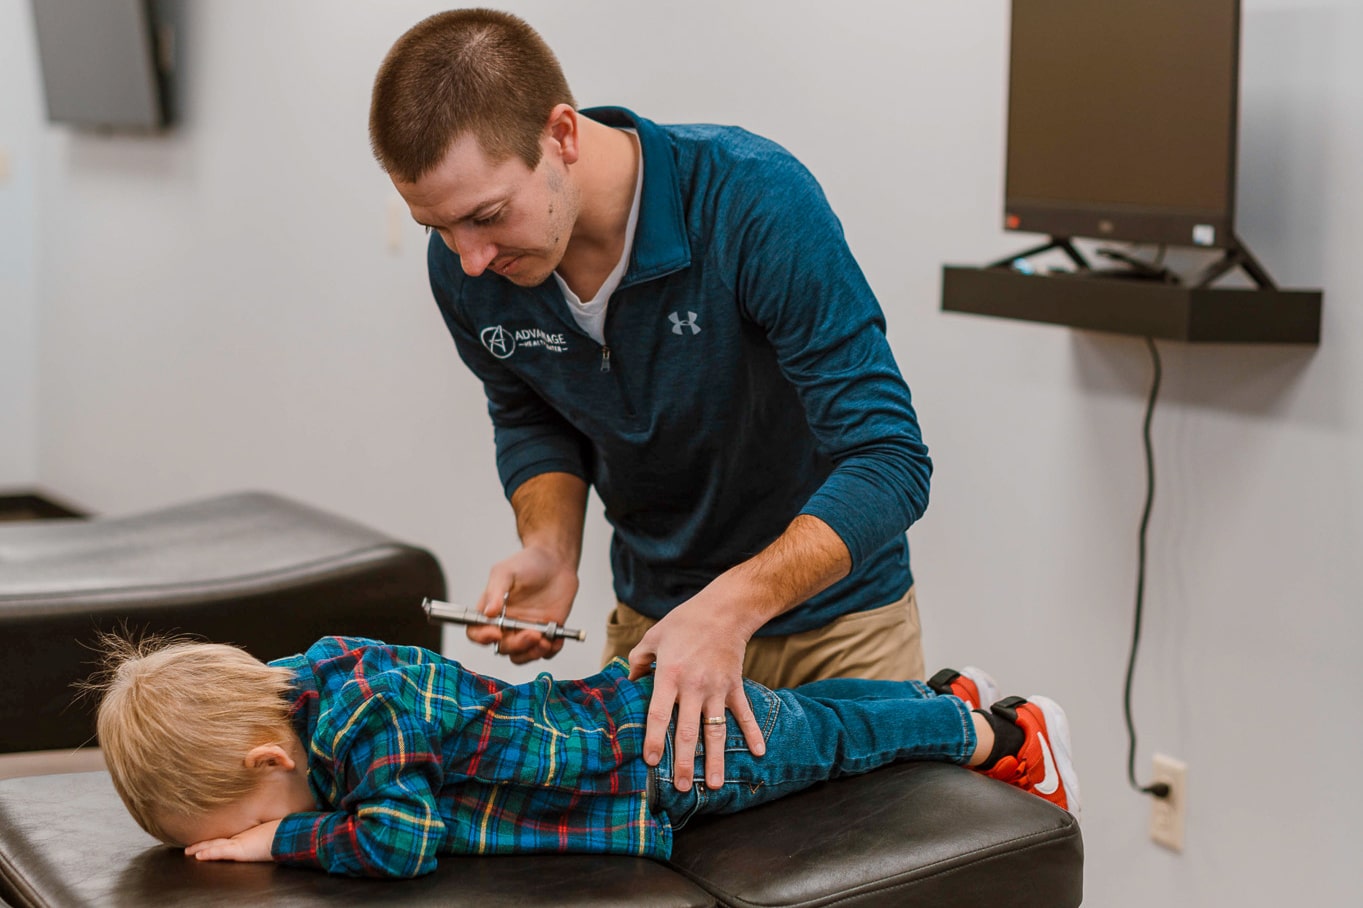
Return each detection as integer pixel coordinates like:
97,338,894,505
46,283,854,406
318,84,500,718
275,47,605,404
1004,0,1240,249
30,0,172,130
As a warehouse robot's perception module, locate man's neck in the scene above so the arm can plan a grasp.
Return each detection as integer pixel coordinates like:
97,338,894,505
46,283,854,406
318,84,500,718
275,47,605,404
557,117,639,301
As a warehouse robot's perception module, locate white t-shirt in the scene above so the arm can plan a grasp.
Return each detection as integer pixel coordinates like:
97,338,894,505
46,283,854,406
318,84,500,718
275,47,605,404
554,131,643,345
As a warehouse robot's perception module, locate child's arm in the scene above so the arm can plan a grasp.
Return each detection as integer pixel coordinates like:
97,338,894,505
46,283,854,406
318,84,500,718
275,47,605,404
272,686,450,878
271,781,444,877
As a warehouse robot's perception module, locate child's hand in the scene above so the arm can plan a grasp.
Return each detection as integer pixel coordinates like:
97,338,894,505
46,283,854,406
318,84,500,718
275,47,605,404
184,819,282,863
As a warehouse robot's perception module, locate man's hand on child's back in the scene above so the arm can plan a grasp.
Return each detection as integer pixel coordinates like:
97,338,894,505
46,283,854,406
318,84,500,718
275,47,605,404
184,819,281,863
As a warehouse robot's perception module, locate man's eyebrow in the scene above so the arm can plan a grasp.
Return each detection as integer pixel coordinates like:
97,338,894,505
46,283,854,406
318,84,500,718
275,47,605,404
412,200,503,229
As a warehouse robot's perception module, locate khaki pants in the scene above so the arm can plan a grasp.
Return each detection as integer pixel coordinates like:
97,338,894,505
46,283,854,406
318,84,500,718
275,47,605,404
601,585,924,690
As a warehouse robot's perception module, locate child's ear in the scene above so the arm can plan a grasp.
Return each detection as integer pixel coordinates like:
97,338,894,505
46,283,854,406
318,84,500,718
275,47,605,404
244,743,296,772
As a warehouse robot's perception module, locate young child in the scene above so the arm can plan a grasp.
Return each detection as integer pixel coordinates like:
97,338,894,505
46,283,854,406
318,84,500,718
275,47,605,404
90,634,1079,879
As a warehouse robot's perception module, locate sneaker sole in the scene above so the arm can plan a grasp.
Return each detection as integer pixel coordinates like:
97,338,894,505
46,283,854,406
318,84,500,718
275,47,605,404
960,666,1000,711
1027,695,1082,823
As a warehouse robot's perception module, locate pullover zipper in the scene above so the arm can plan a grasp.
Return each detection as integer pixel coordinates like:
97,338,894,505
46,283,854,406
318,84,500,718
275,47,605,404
598,343,633,416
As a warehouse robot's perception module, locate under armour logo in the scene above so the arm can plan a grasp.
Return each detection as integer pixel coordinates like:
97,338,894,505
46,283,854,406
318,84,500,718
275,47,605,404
668,311,701,335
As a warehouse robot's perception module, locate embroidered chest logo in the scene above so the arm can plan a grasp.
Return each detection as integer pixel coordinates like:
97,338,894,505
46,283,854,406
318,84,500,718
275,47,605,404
668,311,701,335
481,326,515,359
480,325,569,359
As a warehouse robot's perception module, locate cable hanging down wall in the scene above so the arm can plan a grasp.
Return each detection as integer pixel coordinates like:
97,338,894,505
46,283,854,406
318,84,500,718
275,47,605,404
1124,336,1171,801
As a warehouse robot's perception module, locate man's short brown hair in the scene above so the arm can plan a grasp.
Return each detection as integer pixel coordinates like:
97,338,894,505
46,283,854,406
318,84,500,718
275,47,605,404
370,8,577,182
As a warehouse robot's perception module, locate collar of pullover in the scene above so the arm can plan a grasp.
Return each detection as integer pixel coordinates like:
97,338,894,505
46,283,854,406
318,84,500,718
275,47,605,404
579,106,692,287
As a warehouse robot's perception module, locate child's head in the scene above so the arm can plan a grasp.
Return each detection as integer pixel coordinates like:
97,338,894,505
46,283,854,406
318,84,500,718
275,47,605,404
88,634,301,845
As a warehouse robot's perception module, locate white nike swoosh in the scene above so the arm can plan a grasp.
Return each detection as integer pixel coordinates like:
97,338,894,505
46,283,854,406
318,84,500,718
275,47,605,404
1035,731,1060,796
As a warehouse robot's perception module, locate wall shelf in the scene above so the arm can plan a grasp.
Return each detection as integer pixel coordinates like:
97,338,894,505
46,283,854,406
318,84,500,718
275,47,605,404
941,266,1322,344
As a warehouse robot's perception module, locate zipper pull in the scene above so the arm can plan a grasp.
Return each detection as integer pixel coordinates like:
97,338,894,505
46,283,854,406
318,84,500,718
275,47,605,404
600,345,611,373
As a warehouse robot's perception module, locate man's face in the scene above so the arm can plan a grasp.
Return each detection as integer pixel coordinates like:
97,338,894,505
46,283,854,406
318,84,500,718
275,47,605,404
394,131,579,287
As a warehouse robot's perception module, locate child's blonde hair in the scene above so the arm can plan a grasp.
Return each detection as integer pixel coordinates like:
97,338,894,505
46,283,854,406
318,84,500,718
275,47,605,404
87,634,297,844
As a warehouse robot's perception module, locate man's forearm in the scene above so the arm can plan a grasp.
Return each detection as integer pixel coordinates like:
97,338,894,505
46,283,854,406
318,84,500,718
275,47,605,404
711,513,852,637
510,472,589,567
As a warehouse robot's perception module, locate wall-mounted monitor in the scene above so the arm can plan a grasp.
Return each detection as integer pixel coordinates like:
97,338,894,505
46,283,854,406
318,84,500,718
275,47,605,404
1004,0,1240,250
30,0,175,131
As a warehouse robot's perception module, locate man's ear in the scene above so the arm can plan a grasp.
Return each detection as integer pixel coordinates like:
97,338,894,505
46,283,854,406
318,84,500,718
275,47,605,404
244,743,296,772
545,103,580,165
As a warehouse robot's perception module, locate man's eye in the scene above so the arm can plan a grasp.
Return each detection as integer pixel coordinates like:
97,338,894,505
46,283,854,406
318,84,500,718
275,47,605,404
473,210,503,227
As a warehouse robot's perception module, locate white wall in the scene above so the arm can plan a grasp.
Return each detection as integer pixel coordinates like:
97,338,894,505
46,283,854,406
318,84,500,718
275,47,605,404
8,0,1362,904
0,0,40,488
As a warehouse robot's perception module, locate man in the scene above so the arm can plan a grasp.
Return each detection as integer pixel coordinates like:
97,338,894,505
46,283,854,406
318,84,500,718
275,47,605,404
369,8,932,794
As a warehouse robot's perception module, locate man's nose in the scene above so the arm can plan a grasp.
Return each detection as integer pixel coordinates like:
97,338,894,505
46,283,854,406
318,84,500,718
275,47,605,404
449,228,496,277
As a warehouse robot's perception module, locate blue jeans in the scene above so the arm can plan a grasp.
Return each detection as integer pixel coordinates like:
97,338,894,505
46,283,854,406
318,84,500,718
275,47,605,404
654,677,976,829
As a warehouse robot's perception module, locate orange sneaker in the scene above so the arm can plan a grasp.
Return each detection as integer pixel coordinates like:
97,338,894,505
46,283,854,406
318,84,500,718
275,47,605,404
981,695,1082,822
927,666,1000,711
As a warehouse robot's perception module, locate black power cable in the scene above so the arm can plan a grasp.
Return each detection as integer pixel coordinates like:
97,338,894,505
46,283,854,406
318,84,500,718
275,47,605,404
1123,336,1172,800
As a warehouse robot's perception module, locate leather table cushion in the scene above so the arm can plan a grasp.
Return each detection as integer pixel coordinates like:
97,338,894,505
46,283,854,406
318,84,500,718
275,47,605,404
0,773,715,908
0,765,1081,908
669,761,1083,907
0,492,445,753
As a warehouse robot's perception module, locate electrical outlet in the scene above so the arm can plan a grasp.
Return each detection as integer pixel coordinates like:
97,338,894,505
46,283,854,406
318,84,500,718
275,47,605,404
1149,753,1188,852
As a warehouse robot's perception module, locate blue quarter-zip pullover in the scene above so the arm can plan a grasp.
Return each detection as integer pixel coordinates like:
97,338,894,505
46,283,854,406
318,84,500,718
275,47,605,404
429,107,930,635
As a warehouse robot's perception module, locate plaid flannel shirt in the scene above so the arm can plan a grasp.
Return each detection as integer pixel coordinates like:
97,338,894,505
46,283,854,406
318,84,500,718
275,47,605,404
269,636,669,878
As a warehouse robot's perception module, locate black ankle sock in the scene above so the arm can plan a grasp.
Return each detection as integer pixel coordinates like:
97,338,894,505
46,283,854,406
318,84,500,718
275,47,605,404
974,709,1024,770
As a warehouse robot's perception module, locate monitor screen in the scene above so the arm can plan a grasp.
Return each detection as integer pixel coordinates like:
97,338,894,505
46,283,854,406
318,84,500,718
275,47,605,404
30,0,172,130
1004,0,1240,249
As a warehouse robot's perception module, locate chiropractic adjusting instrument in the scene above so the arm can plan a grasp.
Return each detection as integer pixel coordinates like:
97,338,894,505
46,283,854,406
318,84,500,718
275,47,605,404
422,597,588,642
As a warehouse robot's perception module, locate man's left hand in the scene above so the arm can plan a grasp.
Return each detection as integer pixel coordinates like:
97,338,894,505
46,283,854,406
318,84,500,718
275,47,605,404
628,596,766,791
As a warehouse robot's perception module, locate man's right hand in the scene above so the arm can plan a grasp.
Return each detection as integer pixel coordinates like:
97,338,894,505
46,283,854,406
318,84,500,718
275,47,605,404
465,545,579,663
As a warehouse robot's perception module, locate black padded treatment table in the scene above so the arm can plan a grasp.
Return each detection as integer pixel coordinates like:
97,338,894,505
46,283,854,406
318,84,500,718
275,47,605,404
0,491,444,755
0,492,1082,907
